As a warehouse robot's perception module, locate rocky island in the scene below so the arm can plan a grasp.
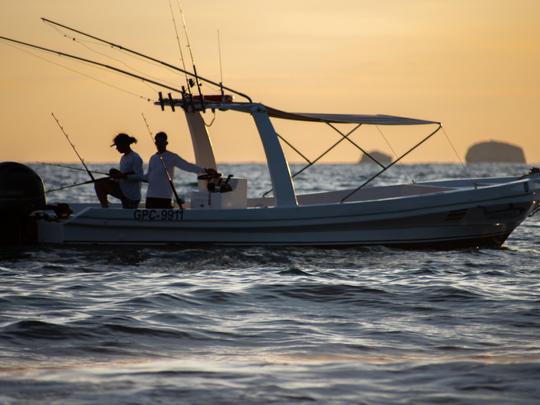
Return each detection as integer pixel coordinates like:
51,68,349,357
465,141,526,164
359,150,392,165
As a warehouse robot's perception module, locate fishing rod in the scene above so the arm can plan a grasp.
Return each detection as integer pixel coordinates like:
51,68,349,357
46,177,109,193
0,35,182,94
176,2,205,110
41,18,253,103
141,113,184,212
47,169,142,194
168,0,190,91
40,163,109,176
51,113,96,182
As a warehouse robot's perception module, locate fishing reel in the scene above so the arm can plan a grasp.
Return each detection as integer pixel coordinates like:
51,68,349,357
197,171,234,193
45,203,73,219
197,168,221,181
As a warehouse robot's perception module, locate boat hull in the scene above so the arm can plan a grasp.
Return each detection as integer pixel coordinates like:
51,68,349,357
36,178,538,248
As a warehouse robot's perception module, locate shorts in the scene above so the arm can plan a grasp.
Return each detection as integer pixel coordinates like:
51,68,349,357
98,178,140,209
146,197,173,209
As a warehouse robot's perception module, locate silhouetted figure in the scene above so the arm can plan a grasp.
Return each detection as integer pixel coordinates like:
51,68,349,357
95,133,144,208
145,131,214,209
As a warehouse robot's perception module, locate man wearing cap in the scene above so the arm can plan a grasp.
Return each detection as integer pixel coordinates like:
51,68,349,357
145,131,213,209
94,133,144,208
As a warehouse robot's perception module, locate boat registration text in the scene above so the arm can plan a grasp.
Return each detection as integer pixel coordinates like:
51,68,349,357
133,209,183,222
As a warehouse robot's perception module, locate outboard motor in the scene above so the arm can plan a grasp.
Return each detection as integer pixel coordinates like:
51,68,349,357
0,162,46,244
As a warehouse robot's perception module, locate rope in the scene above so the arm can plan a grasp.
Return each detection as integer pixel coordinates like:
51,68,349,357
203,110,217,127
262,124,361,198
375,125,416,184
340,124,442,203
441,125,469,174
375,125,398,160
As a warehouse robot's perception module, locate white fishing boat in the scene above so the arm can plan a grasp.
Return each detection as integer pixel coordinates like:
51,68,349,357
1,20,539,248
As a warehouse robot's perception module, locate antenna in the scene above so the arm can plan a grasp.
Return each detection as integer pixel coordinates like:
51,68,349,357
217,29,224,99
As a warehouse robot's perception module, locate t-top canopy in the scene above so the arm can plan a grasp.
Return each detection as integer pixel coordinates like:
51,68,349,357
263,106,440,125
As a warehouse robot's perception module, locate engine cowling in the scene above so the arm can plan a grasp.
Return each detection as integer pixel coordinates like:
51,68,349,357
0,162,46,244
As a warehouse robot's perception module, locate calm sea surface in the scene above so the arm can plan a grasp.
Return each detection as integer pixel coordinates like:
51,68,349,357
1,163,540,404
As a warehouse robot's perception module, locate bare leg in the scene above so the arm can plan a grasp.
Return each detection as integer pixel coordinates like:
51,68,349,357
94,179,112,208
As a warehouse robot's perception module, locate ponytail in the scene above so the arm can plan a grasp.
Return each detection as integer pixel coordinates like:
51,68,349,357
112,133,137,146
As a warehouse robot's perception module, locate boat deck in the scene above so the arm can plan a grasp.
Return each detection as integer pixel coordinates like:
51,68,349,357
56,176,524,214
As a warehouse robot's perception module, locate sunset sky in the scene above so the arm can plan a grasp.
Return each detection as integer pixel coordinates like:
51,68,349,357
1,0,539,164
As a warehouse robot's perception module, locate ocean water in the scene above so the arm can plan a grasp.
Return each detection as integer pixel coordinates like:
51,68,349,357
1,163,540,404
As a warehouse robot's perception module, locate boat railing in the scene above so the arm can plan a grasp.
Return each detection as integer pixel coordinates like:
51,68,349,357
248,184,453,208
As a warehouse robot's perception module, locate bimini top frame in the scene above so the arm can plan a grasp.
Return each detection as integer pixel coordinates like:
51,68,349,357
215,102,441,204
161,98,442,206
160,98,440,126
262,107,442,203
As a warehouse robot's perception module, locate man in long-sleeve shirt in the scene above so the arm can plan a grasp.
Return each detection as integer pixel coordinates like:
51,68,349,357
145,131,212,209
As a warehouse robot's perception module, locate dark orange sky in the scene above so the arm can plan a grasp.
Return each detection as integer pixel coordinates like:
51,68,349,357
1,0,539,163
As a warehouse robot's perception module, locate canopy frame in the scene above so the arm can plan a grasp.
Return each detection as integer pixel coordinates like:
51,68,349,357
252,106,442,202
340,123,443,203
159,100,443,204
263,123,366,197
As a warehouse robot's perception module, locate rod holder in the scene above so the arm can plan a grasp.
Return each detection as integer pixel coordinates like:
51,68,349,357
158,92,165,111
167,93,175,112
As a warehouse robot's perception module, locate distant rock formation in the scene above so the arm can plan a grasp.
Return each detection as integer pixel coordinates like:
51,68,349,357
465,141,526,164
359,150,392,165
